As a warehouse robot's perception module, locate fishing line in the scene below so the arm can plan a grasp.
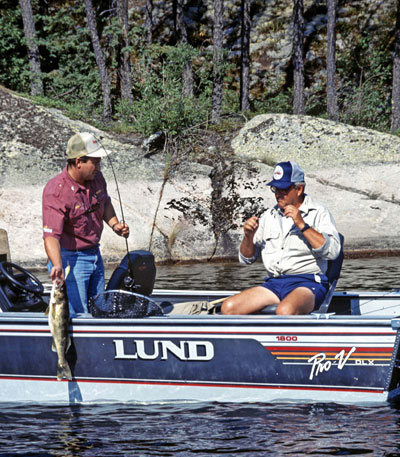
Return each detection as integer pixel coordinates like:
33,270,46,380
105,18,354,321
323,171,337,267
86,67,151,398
91,133,133,278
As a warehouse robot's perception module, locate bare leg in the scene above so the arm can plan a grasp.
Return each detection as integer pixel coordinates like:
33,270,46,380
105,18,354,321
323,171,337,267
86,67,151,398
221,286,280,315
276,287,315,315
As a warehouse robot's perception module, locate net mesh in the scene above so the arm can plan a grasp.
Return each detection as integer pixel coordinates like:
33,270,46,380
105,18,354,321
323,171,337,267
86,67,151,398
88,290,164,318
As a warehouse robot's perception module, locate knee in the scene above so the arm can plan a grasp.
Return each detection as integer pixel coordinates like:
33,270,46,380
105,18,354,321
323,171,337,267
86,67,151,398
221,299,237,315
276,302,296,315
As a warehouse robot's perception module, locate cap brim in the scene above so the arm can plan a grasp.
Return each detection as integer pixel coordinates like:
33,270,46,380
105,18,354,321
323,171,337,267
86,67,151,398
267,179,293,189
85,148,108,158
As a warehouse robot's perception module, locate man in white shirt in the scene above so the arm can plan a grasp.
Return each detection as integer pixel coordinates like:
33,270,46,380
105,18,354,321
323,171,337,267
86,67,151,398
221,161,340,315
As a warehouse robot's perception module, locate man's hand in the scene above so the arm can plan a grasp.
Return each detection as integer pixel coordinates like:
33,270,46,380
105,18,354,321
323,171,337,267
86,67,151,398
243,216,259,239
283,205,304,228
113,222,130,238
50,264,64,283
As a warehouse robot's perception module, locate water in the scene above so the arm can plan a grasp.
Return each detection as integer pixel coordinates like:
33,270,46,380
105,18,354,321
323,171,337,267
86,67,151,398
3,257,400,457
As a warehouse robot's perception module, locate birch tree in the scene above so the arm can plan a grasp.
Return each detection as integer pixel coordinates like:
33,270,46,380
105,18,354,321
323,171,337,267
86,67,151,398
174,0,193,98
293,0,305,114
84,0,112,121
116,0,133,102
240,0,251,112
327,0,338,120
145,0,153,45
392,0,400,132
211,0,224,123
19,0,43,96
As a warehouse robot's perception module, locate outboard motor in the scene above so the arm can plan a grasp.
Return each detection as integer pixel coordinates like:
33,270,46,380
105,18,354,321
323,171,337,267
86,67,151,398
106,250,156,296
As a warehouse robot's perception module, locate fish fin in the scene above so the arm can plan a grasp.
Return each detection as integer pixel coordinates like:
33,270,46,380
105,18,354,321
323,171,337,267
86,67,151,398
44,305,49,316
66,336,72,352
64,264,71,280
57,362,72,381
51,341,57,352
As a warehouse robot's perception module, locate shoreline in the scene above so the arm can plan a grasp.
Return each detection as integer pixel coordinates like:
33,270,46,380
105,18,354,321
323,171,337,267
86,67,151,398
25,249,400,273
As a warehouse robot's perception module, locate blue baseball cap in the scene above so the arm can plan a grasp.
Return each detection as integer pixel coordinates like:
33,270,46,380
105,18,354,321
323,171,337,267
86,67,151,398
267,161,305,189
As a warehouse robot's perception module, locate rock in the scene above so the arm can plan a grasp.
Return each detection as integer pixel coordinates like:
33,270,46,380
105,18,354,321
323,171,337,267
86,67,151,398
231,113,400,253
231,113,400,168
1,86,400,268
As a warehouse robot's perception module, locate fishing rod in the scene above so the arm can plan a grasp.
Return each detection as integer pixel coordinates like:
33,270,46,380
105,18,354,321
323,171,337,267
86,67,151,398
92,133,135,283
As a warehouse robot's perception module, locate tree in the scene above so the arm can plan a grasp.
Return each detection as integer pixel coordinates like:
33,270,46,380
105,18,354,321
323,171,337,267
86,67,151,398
211,0,224,123
19,0,43,96
174,0,193,98
116,0,133,102
292,0,305,114
240,0,251,112
327,0,338,120
392,0,400,132
145,0,153,45
83,0,112,122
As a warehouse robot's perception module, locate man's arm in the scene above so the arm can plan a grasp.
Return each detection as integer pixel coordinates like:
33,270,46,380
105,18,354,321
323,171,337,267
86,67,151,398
44,236,64,282
239,216,259,258
283,205,325,249
103,198,130,238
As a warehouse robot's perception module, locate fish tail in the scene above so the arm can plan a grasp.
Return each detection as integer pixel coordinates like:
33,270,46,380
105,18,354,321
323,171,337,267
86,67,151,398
57,362,72,381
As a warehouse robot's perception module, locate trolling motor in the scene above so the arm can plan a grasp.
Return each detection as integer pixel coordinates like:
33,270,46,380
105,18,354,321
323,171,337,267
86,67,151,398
88,250,161,318
106,250,156,295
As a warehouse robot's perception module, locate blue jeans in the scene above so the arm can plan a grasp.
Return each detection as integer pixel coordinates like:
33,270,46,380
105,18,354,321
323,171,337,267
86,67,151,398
48,245,105,315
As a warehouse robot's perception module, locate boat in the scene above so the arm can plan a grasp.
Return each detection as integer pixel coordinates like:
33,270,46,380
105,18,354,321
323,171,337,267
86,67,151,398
0,230,400,404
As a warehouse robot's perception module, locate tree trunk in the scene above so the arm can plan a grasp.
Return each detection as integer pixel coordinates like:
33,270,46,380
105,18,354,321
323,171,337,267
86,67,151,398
327,0,338,120
83,0,112,122
19,0,43,96
145,0,153,45
292,0,305,114
117,0,133,102
211,0,224,123
175,0,193,98
240,0,251,112
392,0,400,132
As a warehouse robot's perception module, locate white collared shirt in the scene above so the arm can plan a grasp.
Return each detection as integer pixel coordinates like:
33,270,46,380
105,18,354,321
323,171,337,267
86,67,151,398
239,194,341,277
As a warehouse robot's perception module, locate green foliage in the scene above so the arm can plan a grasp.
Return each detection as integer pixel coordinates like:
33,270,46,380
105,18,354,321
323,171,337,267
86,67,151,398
38,3,104,119
116,43,214,136
0,7,29,91
253,88,293,115
337,37,392,131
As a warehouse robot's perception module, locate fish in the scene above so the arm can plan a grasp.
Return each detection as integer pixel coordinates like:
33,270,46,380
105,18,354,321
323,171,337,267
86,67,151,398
47,266,72,381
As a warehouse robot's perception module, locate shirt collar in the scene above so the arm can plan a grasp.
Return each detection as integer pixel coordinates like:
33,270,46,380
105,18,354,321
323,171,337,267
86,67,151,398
62,166,86,193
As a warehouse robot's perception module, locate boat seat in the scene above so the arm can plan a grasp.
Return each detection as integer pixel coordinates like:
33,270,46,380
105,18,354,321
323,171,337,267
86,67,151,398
259,233,345,315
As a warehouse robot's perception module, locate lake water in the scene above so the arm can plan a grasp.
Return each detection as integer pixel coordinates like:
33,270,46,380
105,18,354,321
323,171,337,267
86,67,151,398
2,257,400,456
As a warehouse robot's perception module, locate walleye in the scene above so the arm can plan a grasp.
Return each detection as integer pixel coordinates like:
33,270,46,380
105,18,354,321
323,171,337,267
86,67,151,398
47,266,72,381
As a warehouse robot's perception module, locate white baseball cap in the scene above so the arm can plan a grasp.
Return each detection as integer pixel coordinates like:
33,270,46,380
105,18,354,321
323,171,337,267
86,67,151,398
66,132,109,159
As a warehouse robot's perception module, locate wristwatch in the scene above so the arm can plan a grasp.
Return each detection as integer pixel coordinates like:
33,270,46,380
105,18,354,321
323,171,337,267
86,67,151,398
301,223,310,233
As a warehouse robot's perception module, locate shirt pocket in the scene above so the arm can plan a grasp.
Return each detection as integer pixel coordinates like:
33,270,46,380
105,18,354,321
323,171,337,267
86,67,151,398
69,204,89,233
259,227,280,253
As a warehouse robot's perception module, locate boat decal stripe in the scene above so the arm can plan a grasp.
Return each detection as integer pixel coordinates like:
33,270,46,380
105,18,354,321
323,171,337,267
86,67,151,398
0,375,386,394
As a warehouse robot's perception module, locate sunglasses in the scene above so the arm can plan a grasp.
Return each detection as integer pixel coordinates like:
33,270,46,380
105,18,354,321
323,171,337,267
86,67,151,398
270,185,294,194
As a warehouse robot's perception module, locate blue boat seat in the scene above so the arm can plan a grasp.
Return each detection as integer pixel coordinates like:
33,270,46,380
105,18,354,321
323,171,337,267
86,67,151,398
259,233,344,315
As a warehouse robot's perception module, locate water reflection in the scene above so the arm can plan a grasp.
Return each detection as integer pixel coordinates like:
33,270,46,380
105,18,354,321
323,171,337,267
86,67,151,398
152,257,400,292
33,257,400,292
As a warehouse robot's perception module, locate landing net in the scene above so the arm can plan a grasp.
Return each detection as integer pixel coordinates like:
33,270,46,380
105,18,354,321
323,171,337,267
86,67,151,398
88,290,164,318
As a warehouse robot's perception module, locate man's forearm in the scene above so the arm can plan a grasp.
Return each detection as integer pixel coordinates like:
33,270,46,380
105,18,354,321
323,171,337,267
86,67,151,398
240,236,256,258
44,237,62,267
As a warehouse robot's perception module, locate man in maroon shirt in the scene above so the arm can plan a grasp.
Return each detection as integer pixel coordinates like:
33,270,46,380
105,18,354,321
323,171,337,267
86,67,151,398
42,132,129,315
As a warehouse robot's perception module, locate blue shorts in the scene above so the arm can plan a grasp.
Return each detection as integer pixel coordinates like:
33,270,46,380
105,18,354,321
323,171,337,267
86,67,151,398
260,274,329,310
